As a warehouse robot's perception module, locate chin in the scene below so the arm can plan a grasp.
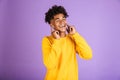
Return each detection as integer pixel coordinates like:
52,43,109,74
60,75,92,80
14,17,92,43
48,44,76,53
60,30,66,32
60,28,66,32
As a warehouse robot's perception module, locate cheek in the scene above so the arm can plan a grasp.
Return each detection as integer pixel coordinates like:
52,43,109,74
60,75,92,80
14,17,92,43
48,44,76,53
62,21,67,26
64,21,67,25
53,23,59,29
55,22,60,27
64,20,67,23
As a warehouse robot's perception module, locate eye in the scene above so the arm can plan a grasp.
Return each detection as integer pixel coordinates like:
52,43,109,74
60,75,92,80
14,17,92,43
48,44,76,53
55,19,60,22
63,17,66,20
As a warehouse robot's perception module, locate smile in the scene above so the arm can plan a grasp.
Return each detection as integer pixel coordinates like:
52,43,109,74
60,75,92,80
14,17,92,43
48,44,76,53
59,25,66,28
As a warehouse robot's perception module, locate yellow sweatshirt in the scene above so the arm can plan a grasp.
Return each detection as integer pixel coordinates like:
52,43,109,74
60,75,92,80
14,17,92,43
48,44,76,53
42,32,92,80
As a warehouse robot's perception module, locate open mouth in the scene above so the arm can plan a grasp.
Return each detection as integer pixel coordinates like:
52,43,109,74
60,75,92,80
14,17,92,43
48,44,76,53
59,25,66,28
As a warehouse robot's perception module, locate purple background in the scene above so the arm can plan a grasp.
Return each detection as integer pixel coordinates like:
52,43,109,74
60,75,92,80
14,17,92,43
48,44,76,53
0,0,120,80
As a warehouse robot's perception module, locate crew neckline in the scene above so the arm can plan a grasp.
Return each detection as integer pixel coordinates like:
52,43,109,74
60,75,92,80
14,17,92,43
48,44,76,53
60,35,68,39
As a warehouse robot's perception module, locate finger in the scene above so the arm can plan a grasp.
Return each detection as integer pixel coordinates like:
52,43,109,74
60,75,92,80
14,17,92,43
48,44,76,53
67,24,72,30
66,26,70,33
67,24,70,27
70,27,73,31
66,28,69,33
56,31,59,35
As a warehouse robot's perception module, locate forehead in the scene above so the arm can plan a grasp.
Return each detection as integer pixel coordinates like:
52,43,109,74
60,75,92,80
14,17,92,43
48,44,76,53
53,13,65,19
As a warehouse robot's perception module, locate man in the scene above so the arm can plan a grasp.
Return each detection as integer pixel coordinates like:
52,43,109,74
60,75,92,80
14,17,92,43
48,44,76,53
42,5,92,80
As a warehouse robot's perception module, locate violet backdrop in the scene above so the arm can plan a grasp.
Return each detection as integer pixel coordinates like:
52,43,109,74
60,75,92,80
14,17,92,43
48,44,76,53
0,0,120,80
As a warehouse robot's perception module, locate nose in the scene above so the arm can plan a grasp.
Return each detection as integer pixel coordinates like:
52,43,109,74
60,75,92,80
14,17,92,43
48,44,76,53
60,20,65,25
60,20,63,24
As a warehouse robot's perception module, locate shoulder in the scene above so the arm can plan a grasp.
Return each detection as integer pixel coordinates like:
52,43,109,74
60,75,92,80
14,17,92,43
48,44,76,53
42,36,50,41
42,35,53,44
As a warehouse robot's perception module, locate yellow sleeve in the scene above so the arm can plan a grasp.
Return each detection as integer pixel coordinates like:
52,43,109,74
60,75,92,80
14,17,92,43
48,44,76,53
42,37,61,69
69,32,92,60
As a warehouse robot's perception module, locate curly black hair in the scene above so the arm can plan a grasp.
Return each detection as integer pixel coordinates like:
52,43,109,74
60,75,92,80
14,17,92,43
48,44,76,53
45,5,69,24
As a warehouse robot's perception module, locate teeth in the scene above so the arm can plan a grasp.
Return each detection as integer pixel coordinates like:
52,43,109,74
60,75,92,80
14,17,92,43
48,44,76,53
60,26,64,28
59,25,66,28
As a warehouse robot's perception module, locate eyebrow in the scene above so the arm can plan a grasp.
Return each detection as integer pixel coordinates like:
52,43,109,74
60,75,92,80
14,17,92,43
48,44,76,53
54,16,66,20
55,18,59,20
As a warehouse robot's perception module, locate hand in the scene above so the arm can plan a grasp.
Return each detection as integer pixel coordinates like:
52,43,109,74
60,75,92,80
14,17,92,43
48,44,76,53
67,25,76,35
51,27,60,39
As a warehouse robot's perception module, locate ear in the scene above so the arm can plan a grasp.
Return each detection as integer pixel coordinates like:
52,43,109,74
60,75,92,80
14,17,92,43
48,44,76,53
50,19,55,28
50,24,55,33
50,24,54,28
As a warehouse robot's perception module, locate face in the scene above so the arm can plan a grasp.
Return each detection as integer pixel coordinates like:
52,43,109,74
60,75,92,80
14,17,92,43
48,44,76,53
50,13,67,32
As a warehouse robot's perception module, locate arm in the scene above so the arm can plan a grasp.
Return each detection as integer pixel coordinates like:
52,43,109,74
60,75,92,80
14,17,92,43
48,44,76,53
42,37,61,69
69,32,92,60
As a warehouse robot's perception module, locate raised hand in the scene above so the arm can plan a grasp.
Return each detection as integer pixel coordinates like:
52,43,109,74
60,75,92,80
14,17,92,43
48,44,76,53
51,27,60,39
66,25,76,35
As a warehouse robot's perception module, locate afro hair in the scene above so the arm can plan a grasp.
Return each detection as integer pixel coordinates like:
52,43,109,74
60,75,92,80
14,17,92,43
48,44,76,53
45,5,69,24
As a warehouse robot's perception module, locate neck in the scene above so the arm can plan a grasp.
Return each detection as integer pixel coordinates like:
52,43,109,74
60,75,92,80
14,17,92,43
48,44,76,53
59,31,66,38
